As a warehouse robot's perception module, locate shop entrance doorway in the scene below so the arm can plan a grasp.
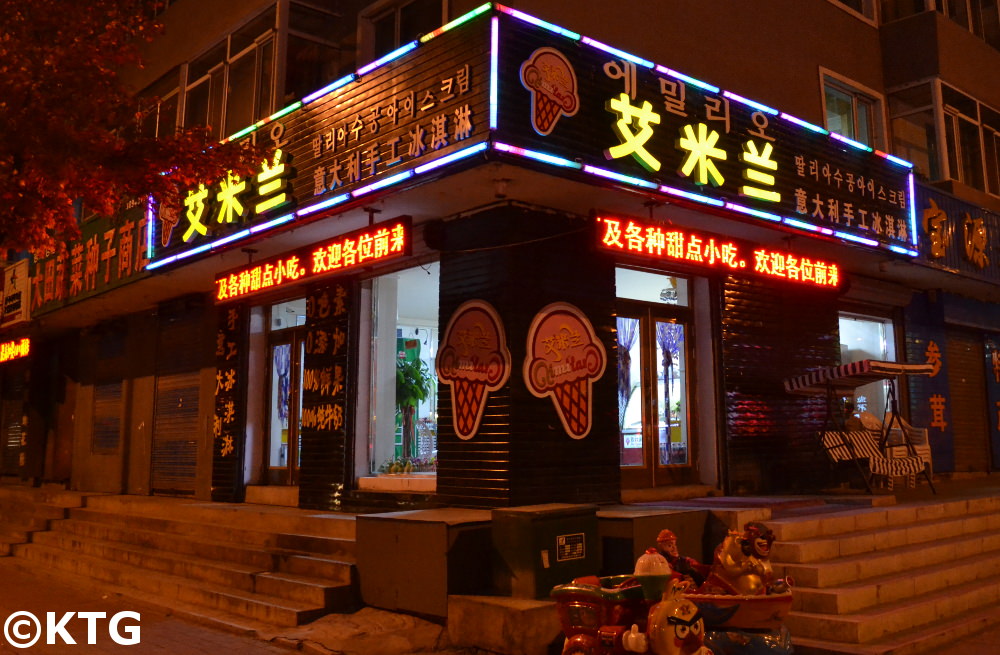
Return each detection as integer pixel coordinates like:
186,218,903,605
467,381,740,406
265,299,307,485
616,269,695,488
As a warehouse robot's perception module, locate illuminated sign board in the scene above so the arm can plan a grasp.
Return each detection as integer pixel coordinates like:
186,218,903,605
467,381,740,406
214,217,411,303
152,10,491,266
597,215,840,288
493,7,915,255
30,199,151,317
152,5,917,272
916,184,1000,283
0,337,30,364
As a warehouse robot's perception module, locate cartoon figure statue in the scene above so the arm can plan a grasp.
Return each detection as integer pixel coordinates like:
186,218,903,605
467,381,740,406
622,581,713,655
655,529,709,587
701,522,775,596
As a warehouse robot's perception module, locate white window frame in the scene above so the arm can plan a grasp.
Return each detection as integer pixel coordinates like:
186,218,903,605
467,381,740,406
824,0,878,25
820,67,887,150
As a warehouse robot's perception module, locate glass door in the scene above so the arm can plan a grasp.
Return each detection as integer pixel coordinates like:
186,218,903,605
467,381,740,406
616,268,695,488
266,299,307,484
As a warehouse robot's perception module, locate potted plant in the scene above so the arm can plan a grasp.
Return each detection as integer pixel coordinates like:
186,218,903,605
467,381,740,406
396,356,433,459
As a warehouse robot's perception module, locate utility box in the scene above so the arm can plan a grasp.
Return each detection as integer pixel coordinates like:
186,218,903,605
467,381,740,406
492,503,599,599
357,508,493,619
597,507,708,576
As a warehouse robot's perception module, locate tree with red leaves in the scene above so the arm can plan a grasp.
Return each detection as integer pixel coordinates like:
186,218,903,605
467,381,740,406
0,0,265,253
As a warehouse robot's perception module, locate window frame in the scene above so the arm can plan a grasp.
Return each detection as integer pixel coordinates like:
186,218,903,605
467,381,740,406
820,68,887,150
358,0,448,62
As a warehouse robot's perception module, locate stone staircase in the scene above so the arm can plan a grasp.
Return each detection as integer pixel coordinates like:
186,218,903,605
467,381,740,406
0,484,93,555
4,490,359,631
769,494,1000,654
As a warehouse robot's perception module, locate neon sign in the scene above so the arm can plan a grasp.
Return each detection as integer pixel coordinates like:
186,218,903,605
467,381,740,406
215,218,410,303
598,216,840,288
0,337,30,363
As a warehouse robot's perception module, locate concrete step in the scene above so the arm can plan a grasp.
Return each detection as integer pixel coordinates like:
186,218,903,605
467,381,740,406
792,605,1000,655
0,485,101,508
62,507,350,556
0,501,69,522
772,510,1000,564
12,542,327,626
30,530,263,592
791,541,1000,614
81,495,356,540
49,517,354,582
768,496,1000,542
785,570,1000,643
775,527,1000,588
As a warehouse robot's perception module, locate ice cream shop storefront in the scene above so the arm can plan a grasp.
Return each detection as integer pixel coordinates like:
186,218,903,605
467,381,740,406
118,5,920,510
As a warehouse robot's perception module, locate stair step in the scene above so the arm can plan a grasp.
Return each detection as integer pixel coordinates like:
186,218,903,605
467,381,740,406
772,511,1000,563
13,542,325,626
50,517,355,583
64,508,286,549
792,604,1000,655
785,571,1000,643
81,495,356,540
791,545,1000,614
30,530,263,591
254,571,357,607
768,496,1000,541
775,527,1000,587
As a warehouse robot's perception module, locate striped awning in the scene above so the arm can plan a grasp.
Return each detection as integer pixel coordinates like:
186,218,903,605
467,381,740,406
784,359,936,396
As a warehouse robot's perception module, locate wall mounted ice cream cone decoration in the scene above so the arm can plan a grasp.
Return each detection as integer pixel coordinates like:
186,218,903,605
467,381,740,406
519,47,579,136
436,300,511,440
523,302,607,439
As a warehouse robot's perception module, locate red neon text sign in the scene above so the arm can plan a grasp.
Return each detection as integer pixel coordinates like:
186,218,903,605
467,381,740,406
216,218,410,302
0,337,30,364
598,216,839,287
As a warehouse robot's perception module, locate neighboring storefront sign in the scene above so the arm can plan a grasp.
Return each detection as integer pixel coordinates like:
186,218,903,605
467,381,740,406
494,8,914,254
1,260,30,328
436,300,511,439
523,302,607,439
213,217,411,303
917,184,1000,283
211,304,248,501
298,281,352,509
29,200,151,316
151,11,491,266
597,215,841,288
0,337,30,364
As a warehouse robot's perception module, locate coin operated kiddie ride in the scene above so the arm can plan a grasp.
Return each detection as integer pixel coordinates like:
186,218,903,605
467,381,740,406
550,523,793,655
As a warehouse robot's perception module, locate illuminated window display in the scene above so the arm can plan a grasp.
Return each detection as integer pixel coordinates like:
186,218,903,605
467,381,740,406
364,263,439,476
839,313,896,418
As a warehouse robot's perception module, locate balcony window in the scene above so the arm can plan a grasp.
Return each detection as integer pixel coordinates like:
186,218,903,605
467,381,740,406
889,83,940,179
822,73,883,148
365,0,443,60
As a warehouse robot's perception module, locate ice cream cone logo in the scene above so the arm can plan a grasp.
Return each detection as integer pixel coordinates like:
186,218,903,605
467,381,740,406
523,302,607,439
519,47,579,136
436,300,511,440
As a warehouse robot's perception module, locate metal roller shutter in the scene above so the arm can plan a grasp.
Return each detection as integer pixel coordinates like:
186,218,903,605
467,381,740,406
945,327,989,473
150,304,205,496
150,372,200,495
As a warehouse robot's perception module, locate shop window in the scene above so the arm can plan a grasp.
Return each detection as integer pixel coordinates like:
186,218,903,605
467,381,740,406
616,268,691,480
823,73,883,148
363,263,439,476
363,0,444,60
839,313,897,419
